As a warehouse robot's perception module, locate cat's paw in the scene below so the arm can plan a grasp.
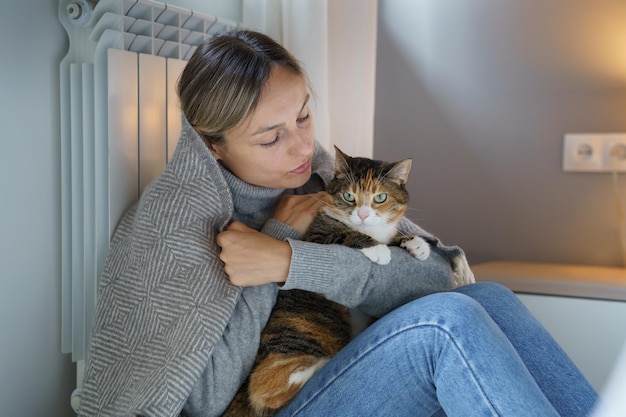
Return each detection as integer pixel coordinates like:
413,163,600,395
401,236,431,260
360,244,391,265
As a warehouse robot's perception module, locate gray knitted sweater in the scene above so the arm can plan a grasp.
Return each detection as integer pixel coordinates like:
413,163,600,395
78,116,468,417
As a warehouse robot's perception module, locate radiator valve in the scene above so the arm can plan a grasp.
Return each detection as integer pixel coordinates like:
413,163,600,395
66,0,95,26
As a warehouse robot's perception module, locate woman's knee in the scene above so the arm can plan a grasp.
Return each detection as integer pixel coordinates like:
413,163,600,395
454,281,515,299
453,282,522,312
388,291,489,331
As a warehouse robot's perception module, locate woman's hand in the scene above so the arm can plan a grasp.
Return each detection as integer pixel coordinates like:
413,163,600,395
272,192,326,236
216,221,292,286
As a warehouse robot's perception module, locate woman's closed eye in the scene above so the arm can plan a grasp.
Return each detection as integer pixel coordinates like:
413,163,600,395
261,114,310,148
297,113,310,124
261,134,282,148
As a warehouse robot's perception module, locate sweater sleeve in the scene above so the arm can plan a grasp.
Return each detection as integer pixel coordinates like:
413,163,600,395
281,238,456,318
260,218,303,241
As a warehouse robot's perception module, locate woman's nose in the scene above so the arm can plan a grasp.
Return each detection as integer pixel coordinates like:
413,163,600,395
293,128,314,154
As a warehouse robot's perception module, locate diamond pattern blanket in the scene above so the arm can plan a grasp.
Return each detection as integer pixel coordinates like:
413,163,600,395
79,117,240,417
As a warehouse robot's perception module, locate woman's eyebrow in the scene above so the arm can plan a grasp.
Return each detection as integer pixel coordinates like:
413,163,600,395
253,122,285,136
252,94,310,136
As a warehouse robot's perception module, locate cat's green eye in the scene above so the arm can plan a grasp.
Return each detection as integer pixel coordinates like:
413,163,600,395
373,193,387,203
343,192,355,202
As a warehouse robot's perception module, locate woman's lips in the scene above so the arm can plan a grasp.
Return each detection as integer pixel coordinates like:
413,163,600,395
291,158,312,175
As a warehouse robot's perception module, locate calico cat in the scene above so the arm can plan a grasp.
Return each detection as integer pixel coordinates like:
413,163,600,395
222,147,431,417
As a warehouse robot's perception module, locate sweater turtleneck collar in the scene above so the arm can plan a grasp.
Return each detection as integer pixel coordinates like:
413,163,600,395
217,161,287,229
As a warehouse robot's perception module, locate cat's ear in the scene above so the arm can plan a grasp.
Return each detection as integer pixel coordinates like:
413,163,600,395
387,159,412,184
333,145,351,173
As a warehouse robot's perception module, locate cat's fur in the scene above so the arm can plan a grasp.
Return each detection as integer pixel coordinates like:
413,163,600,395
222,147,430,417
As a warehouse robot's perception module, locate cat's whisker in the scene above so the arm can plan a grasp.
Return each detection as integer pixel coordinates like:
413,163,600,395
403,218,429,227
403,207,428,214
396,233,414,240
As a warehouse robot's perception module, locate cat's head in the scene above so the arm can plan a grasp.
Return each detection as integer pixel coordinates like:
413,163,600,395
324,146,411,229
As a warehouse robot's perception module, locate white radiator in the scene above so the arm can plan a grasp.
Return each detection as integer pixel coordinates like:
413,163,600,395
58,0,238,406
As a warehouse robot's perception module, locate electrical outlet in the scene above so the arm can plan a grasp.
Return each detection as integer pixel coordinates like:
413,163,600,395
563,134,626,172
562,134,603,172
602,134,626,172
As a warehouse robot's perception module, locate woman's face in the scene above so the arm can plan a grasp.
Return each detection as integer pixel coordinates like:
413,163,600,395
209,65,316,189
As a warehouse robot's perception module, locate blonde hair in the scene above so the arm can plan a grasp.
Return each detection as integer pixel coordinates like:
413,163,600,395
177,30,309,145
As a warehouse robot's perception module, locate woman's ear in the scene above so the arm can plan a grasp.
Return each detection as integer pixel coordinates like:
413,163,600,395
207,142,223,160
197,129,223,160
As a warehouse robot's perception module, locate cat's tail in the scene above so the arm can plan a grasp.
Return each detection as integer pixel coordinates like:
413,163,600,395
248,354,330,416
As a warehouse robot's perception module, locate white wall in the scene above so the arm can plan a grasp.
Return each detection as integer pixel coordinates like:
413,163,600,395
0,1,240,416
375,0,626,268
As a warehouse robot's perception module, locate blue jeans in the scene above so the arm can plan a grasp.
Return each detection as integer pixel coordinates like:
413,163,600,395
275,282,598,417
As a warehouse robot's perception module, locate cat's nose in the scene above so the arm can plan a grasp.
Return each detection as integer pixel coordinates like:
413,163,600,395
357,207,369,221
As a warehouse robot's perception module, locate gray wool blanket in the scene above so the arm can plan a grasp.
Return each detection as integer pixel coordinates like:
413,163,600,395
78,115,473,417
79,116,243,417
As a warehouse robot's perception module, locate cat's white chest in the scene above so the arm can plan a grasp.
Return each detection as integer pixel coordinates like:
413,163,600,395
358,222,396,244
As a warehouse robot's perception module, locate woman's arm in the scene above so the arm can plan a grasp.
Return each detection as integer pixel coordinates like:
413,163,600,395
216,219,455,317
215,193,324,287
282,239,456,317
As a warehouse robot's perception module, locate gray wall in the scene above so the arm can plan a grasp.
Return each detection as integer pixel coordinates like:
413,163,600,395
375,0,626,267
0,1,241,416
0,2,73,415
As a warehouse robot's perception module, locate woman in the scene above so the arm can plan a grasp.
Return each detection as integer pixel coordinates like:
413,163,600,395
78,30,598,417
